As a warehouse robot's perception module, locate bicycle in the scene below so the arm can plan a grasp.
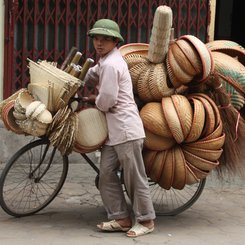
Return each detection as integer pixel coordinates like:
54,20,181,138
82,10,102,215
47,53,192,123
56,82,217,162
0,50,206,218
0,132,206,217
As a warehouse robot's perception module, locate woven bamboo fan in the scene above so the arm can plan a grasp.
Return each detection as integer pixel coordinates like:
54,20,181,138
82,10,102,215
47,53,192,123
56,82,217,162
74,108,108,153
28,59,82,112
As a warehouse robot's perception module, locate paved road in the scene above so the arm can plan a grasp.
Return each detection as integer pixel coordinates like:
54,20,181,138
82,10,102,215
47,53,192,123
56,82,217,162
0,159,245,245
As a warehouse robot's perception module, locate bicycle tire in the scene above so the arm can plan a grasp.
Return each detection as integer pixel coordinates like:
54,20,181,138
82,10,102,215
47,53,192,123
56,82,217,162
149,178,206,216
0,138,68,217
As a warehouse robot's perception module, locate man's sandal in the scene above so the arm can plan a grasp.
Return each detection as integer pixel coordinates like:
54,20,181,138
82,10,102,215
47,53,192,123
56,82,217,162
126,223,154,237
97,220,131,232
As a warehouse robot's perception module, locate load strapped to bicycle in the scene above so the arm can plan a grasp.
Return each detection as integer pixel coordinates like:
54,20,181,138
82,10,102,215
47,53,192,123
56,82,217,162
1,5,245,218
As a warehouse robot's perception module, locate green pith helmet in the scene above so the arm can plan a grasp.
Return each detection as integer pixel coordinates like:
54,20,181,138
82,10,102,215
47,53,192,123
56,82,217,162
88,19,124,43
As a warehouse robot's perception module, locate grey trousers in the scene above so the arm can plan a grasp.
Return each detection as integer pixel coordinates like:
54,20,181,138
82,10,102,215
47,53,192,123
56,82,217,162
99,139,156,222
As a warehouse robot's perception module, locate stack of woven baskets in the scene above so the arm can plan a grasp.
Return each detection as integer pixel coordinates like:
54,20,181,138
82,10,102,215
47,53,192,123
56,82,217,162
119,5,245,189
0,57,108,156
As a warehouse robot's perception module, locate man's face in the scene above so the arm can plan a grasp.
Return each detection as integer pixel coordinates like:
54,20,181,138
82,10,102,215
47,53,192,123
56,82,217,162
92,35,118,57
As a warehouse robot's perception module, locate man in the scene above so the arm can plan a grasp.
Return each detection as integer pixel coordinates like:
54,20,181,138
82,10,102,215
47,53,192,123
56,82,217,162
83,19,155,238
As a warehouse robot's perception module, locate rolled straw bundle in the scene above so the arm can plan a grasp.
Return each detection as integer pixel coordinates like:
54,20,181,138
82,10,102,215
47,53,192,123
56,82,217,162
148,5,173,63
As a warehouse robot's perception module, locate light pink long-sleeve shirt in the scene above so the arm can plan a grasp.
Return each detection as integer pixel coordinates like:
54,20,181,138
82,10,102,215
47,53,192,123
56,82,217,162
85,47,145,146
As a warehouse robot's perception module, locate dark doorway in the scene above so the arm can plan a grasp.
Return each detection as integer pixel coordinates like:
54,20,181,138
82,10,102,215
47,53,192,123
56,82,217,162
215,0,245,47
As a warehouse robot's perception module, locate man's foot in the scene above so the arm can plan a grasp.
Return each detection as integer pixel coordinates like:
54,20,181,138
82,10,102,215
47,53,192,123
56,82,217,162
97,217,132,232
126,220,154,237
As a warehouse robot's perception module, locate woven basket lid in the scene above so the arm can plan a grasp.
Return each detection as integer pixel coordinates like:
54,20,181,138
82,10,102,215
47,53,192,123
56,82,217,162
169,40,200,77
149,151,167,183
144,128,175,151
15,89,34,114
148,63,174,100
192,95,216,137
171,95,193,138
193,93,221,127
1,100,24,134
206,40,245,66
137,64,155,102
124,54,149,70
185,163,199,185
158,149,174,190
175,39,203,75
179,35,214,82
140,102,172,138
162,97,185,143
186,161,209,180
183,149,219,171
184,98,205,143
212,51,245,96
167,47,194,88
119,43,149,57
143,149,158,175
129,61,150,92
171,146,186,190
199,122,223,141
75,108,108,148
182,145,223,162
186,132,225,150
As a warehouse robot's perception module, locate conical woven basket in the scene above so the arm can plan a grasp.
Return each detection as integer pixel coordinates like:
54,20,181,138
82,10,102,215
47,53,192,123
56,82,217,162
140,102,172,138
183,149,219,171
158,150,174,189
185,98,205,143
149,151,167,182
186,161,209,180
183,145,223,161
143,149,158,175
144,128,175,151
179,35,214,82
185,133,225,150
171,146,186,190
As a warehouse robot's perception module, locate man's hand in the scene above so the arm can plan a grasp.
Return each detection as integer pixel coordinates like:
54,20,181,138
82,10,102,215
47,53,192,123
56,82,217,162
82,94,97,104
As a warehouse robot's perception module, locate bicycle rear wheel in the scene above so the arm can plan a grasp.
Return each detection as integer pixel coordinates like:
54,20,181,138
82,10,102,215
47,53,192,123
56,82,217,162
149,178,206,216
0,138,68,217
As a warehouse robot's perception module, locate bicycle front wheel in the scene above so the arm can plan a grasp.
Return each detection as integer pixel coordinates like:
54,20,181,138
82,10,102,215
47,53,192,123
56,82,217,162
0,138,68,217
